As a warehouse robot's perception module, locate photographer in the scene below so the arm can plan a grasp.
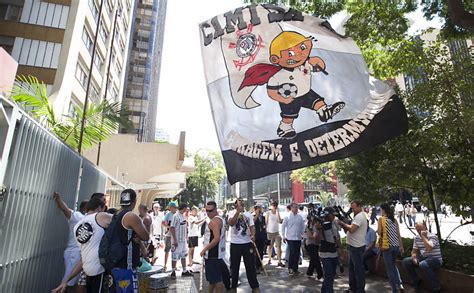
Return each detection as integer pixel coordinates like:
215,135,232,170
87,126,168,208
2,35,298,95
316,207,342,293
305,206,323,280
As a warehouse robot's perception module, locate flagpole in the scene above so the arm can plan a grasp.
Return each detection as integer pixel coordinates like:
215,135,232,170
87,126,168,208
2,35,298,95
277,173,281,204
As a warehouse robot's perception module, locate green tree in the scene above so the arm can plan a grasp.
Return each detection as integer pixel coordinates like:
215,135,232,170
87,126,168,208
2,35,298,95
10,75,132,152
180,150,226,207
336,41,473,239
243,1,473,239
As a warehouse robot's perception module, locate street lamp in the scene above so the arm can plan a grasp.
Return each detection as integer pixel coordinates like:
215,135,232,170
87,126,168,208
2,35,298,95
97,7,121,165
78,0,105,154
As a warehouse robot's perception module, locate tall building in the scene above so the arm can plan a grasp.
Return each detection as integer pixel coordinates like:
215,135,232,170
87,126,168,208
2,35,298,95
0,0,135,118
121,0,167,142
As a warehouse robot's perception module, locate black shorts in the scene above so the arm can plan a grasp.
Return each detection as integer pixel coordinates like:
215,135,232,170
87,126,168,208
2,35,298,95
205,258,226,284
147,242,155,258
86,273,106,293
188,236,199,248
279,90,324,119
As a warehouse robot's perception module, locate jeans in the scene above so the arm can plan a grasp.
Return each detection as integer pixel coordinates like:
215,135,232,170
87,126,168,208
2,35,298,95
321,257,338,293
287,240,301,272
363,249,377,271
230,243,259,289
382,246,402,292
402,256,442,290
305,244,323,278
348,245,366,293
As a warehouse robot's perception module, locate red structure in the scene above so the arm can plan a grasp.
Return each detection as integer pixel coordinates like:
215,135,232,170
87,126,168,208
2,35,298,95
292,180,304,203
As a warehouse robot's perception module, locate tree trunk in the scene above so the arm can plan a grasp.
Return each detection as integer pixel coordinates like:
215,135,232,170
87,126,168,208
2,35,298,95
447,0,474,32
427,181,442,240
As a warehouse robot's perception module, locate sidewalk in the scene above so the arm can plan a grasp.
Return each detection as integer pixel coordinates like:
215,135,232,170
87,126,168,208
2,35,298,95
152,239,422,292
191,254,419,293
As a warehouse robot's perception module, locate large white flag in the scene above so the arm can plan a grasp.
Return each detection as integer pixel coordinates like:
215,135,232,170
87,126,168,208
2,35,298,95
200,4,407,184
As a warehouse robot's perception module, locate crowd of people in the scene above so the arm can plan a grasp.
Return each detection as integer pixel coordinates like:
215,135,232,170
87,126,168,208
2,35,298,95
50,189,444,293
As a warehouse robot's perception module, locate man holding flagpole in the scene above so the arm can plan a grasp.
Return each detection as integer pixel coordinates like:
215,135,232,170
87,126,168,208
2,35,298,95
227,199,260,292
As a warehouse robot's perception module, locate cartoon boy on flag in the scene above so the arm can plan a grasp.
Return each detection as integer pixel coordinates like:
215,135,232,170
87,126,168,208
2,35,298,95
239,31,345,138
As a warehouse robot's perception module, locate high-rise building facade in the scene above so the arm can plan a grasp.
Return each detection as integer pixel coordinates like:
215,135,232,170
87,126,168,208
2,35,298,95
0,0,135,118
121,0,167,142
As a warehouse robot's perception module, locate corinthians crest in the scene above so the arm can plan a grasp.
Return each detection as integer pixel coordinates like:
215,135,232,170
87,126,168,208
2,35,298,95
228,24,264,71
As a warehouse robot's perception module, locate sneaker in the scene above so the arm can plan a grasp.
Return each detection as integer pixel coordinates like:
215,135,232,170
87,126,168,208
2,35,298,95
317,101,345,122
182,270,193,277
288,269,294,276
277,262,285,267
170,270,176,280
316,274,323,280
277,122,296,139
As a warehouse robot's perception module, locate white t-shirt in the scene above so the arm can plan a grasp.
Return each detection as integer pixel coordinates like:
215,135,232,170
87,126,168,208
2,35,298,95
152,211,163,237
171,212,187,243
268,62,313,98
228,210,254,244
266,210,280,233
66,210,84,252
347,212,367,248
188,215,200,237
74,213,105,276
395,203,404,213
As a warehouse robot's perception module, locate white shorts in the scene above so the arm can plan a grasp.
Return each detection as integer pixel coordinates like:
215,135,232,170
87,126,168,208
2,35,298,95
171,242,188,261
64,249,81,286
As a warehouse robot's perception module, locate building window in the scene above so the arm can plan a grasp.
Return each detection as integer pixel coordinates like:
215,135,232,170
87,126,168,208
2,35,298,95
0,36,15,54
82,27,94,56
90,83,101,104
68,97,80,118
100,20,109,43
19,2,68,29
0,4,22,21
88,0,99,20
75,62,88,89
12,38,61,69
105,0,113,17
94,49,104,70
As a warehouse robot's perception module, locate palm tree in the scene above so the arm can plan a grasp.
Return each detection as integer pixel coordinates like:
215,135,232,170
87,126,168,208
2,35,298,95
10,75,133,152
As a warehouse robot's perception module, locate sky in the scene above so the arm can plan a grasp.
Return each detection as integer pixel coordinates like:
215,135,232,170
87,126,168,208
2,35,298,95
156,1,441,152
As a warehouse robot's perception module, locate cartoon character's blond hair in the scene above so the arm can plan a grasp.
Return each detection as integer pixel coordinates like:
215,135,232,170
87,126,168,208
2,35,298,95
270,31,311,57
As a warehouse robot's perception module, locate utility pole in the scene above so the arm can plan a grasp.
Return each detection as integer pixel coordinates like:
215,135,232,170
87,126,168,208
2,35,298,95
97,7,120,165
78,0,105,154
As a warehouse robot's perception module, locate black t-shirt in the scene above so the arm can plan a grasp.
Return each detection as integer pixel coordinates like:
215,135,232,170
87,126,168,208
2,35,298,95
116,209,140,269
254,214,267,240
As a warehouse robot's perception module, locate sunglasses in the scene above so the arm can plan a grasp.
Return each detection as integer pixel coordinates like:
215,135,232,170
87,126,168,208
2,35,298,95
206,209,215,213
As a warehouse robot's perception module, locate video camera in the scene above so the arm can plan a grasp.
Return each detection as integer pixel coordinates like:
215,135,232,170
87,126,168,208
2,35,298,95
307,205,333,231
334,205,352,224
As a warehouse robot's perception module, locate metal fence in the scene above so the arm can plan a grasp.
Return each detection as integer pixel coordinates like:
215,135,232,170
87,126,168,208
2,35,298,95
0,97,121,292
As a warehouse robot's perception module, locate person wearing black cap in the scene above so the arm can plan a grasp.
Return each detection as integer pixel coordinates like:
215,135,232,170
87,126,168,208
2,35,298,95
316,206,342,293
113,189,149,290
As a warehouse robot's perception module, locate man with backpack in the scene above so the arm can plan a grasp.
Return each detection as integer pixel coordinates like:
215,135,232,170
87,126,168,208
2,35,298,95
106,189,149,292
52,197,112,293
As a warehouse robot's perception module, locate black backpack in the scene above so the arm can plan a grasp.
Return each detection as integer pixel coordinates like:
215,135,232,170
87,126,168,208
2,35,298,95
98,212,129,271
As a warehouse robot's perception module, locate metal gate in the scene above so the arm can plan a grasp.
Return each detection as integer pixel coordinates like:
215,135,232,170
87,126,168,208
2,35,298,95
0,97,119,292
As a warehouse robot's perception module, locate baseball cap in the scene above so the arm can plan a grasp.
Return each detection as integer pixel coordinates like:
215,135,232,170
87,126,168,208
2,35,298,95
153,203,161,208
120,189,137,206
168,201,177,208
